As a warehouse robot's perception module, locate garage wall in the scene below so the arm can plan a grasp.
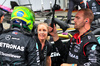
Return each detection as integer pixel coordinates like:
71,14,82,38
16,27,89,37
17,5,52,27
0,0,87,11
0,0,58,11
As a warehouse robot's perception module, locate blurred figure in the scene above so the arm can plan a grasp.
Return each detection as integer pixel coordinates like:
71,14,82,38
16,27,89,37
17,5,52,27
0,10,4,34
87,0,100,21
0,6,40,66
87,0,100,30
34,23,52,66
66,0,85,24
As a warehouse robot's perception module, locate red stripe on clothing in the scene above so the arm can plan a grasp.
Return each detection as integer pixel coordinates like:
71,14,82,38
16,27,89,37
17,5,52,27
83,42,89,56
86,2,89,8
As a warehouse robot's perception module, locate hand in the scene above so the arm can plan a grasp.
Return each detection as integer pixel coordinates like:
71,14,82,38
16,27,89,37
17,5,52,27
61,63,71,66
61,63,77,66
49,24,57,37
49,24,59,41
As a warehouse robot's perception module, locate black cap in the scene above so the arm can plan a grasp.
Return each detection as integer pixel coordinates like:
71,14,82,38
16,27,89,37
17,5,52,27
0,10,4,18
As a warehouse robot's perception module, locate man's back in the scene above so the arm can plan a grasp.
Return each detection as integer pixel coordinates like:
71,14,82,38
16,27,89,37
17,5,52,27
0,30,38,66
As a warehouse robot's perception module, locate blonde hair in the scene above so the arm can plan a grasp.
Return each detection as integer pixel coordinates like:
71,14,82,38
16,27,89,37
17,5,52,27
37,22,49,31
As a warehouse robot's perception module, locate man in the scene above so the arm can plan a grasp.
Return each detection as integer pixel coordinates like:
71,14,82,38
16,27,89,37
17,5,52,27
87,0,100,30
67,0,85,24
0,10,4,34
0,6,40,66
49,8,100,66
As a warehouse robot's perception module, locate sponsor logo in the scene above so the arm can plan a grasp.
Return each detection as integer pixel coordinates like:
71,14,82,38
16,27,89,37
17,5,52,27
5,35,11,40
0,42,24,51
50,52,60,57
5,35,20,40
88,36,91,40
36,43,40,65
69,51,78,59
0,51,21,58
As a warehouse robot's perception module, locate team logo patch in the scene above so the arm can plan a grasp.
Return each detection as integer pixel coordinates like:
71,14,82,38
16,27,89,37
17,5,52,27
12,31,18,35
87,36,91,40
91,45,97,50
5,35,11,40
92,2,96,7
97,36,100,44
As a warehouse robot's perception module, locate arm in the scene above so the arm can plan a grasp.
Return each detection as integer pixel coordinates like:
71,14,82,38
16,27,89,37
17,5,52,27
49,25,70,58
46,56,51,66
84,43,100,66
61,63,77,66
49,24,59,42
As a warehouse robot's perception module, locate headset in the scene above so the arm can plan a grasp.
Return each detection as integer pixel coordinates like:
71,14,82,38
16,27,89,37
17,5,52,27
86,20,88,22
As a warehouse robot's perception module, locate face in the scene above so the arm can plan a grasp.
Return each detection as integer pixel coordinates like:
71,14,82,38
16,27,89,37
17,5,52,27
74,11,85,30
37,24,48,40
0,15,4,23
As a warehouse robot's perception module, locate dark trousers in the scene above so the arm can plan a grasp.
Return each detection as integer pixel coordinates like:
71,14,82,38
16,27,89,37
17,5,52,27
67,0,85,23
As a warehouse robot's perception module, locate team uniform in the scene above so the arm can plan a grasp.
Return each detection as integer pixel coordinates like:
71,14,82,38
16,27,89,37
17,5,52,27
34,36,52,66
54,30,100,66
67,0,85,24
0,29,39,66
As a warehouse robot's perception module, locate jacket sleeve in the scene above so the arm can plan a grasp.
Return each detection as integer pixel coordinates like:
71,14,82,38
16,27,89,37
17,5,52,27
27,38,40,66
54,39,70,58
84,43,100,66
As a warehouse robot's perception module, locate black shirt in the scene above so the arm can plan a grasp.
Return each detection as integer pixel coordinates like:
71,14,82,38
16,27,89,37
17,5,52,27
35,36,52,66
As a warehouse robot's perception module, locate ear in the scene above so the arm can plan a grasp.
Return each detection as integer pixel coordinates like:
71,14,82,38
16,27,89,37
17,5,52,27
84,18,89,23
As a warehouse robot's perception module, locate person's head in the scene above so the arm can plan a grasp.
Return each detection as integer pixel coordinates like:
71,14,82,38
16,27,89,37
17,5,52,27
11,6,35,32
74,8,94,30
0,10,4,23
37,23,49,41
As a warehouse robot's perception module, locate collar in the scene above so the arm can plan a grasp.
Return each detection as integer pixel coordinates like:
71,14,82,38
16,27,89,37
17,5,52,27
81,30,92,37
71,29,92,44
73,29,91,39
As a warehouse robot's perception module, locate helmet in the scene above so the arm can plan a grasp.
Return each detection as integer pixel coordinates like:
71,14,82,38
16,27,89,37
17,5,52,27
11,6,35,31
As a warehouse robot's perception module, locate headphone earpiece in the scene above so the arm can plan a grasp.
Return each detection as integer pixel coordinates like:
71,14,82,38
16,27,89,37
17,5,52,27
86,20,88,22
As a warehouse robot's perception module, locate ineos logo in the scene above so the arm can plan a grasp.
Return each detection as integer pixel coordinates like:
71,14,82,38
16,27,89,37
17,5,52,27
5,35,11,40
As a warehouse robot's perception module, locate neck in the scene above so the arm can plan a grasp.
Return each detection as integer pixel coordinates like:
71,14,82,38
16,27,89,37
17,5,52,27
78,26,90,37
39,39,45,44
39,39,45,50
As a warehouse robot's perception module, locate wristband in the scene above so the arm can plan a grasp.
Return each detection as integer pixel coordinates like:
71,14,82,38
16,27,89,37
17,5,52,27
72,64,75,66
